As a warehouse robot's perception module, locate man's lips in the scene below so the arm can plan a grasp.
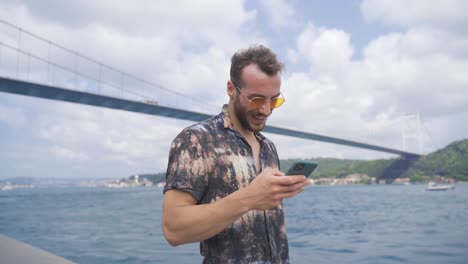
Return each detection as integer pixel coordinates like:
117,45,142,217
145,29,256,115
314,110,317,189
252,114,268,124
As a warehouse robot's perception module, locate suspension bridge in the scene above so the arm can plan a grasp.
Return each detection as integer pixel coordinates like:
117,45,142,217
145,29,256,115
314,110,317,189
0,19,421,159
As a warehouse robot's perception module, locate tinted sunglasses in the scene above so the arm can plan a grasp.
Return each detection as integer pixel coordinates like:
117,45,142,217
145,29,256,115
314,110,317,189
235,86,285,109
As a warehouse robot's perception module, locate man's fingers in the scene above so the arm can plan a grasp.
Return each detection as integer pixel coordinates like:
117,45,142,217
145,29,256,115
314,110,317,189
277,175,308,185
277,187,305,200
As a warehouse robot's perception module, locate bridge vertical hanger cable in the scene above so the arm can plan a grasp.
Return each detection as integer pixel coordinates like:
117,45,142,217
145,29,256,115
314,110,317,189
98,62,102,95
16,27,21,79
47,41,51,85
74,51,78,90
0,42,3,76
26,51,30,81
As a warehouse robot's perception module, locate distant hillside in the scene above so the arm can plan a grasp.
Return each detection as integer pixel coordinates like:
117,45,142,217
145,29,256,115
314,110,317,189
403,139,468,181
280,158,400,181
280,139,468,182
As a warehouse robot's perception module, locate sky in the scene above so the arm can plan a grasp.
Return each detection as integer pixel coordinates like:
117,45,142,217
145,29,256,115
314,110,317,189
0,0,467,179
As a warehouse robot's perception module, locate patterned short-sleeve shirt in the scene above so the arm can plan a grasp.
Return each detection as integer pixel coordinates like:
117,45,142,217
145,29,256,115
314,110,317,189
164,105,289,264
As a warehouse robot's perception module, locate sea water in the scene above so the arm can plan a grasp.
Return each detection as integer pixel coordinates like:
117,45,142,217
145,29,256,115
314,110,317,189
1,184,467,263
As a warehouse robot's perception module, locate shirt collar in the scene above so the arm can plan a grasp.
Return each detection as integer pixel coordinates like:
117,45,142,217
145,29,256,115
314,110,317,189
221,104,232,129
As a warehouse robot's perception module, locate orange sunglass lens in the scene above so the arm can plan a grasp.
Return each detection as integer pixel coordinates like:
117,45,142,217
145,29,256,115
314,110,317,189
249,97,285,109
250,98,265,108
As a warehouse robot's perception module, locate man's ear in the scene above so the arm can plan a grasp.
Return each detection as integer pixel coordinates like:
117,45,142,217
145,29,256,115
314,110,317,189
227,80,236,97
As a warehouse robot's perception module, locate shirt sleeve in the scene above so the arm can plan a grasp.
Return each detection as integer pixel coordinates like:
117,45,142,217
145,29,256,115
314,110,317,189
163,127,209,202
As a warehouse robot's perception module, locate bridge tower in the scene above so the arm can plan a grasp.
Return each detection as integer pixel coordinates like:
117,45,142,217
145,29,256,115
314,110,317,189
400,113,423,155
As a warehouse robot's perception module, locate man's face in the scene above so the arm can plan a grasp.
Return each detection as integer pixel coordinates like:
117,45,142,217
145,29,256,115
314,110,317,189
232,64,282,133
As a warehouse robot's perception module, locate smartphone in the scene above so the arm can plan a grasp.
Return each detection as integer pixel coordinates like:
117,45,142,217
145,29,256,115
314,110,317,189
285,160,318,178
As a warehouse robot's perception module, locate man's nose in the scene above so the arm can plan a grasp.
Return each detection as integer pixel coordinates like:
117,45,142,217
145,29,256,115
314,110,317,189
258,100,272,115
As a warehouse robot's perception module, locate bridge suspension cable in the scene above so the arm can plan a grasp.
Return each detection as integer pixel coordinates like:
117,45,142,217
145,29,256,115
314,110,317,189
0,18,219,114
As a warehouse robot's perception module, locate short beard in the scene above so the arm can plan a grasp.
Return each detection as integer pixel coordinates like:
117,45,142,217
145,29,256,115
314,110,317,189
233,95,265,132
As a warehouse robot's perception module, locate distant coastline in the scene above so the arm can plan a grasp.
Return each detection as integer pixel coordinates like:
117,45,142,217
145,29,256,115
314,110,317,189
3,139,466,190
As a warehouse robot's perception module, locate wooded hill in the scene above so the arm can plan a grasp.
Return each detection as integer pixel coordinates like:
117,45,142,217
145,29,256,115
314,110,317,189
280,139,468,182
404,139,468,181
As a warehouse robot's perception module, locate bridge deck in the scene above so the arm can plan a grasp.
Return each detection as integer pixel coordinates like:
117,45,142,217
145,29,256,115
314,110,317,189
0,76,420,158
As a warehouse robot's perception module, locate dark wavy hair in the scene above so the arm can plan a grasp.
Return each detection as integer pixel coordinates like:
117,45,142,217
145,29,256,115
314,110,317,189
230,45,284,88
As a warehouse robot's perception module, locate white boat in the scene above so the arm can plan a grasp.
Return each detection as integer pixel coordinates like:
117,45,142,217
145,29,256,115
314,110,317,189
1,185,14,191
425,182,455,191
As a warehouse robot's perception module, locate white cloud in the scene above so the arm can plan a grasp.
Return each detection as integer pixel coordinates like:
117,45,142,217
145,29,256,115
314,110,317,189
361,0,468,30
4,0,255,37
51,145,89,161
296,24,354,72
362,28,468,116
280,5,468,156
0,104,27,128
33,101,189,171
259,0,296,28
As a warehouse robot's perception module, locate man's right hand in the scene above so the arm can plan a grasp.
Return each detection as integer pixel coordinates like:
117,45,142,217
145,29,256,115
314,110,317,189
236,168,310,210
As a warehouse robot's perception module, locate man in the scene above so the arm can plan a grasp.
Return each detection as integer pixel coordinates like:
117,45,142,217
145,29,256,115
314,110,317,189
162,45,310,263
